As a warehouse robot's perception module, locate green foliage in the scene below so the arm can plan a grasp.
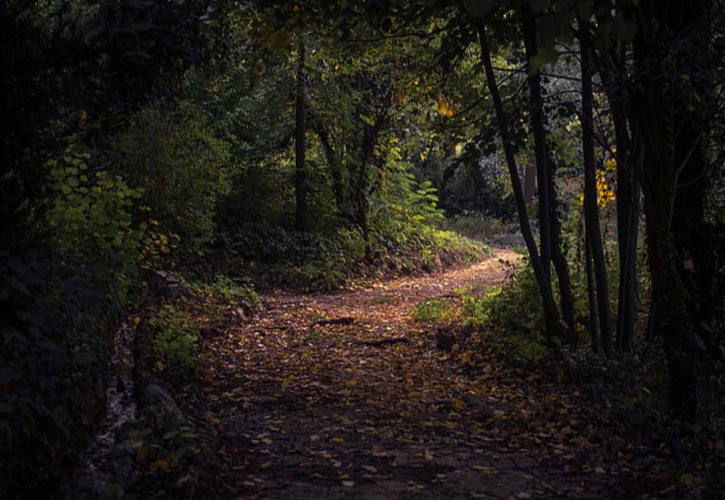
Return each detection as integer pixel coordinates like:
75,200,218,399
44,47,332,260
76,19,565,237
149,305,199,370
183,274,260,310
114,100,231,251
46,146,144,301
412,298,453,323
460,260,548,367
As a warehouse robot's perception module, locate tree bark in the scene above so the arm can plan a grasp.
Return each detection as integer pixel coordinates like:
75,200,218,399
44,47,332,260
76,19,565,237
628,0,713,419
477,23,572,347
294,39,308,231
585,230,599,352
591,10,642,351
522,14,551,279
309,108,346,216
523,162,536,205
357,123,373,258
521,13,576,334
579,23,613,354
614,116,641,351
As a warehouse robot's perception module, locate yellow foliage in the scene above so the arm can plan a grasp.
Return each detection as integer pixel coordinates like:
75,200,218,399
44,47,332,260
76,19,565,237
576,169,616,209
437,96,456,118
150,458,169,473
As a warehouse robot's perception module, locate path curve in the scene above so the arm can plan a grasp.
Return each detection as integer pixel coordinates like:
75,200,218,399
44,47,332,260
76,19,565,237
201,249,614,498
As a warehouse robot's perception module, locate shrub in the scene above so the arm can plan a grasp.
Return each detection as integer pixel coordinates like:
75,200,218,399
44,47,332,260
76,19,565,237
460,259,549,367
46,146,144,302
149,305,199,370
113,100,231,251
412,298,453,323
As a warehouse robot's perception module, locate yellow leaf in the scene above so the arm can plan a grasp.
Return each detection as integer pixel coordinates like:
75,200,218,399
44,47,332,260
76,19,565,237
450,397,466,411
437,96,455,117
150,459,169,473
680,472,695,486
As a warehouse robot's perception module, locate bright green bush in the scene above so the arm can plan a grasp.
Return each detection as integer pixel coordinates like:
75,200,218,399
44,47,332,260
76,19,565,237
114,100,231,251
46,146,144,301
149,305,199,370
183,274,260,309
412,298,453,323
460,259,548,367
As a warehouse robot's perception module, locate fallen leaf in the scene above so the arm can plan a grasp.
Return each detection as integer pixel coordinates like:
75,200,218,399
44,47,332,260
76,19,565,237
150,459,169,473
680,472,695,486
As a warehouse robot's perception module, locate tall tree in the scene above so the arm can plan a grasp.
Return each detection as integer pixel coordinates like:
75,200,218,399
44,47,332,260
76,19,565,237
579,19,613,354
628,0,717,418
477,22,573,347
521,10,576,333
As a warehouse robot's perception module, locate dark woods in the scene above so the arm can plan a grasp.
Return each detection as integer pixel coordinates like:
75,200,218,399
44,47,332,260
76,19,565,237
1,0,723,496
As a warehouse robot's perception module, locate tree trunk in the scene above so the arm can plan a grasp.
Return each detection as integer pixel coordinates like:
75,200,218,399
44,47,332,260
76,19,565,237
614,115,641,351
294,39,308,231
523,162,536,205
521,13,576,334
522,15,551,279
357,124,374,259
585,230,599,352
477,23,572,347
548,156,577,334
628,0,713,419
310,111,346,216
579,23,613,354
591,15,642,351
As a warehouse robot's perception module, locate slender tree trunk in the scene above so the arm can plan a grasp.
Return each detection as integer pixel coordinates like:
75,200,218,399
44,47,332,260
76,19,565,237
593,31,642,351
521,13,576,334
294,39,308,231
310,113,346,215
579,23,613,354
615,116,641,350
477,24,572,347
585,230,599,352
548,157,577,333
357,124,374,259
522,15,551,279
523,162,536,205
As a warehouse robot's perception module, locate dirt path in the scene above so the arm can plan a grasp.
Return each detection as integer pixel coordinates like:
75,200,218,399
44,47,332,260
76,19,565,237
199,250,620,498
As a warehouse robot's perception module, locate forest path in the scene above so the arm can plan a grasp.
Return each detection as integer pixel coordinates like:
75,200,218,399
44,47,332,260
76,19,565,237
200,249,615,498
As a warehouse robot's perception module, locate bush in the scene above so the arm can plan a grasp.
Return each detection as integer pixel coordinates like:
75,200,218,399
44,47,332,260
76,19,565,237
460,259,549,367
113,100,231,251
46,146,144,302
412,298,453,323
149,305,199,370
